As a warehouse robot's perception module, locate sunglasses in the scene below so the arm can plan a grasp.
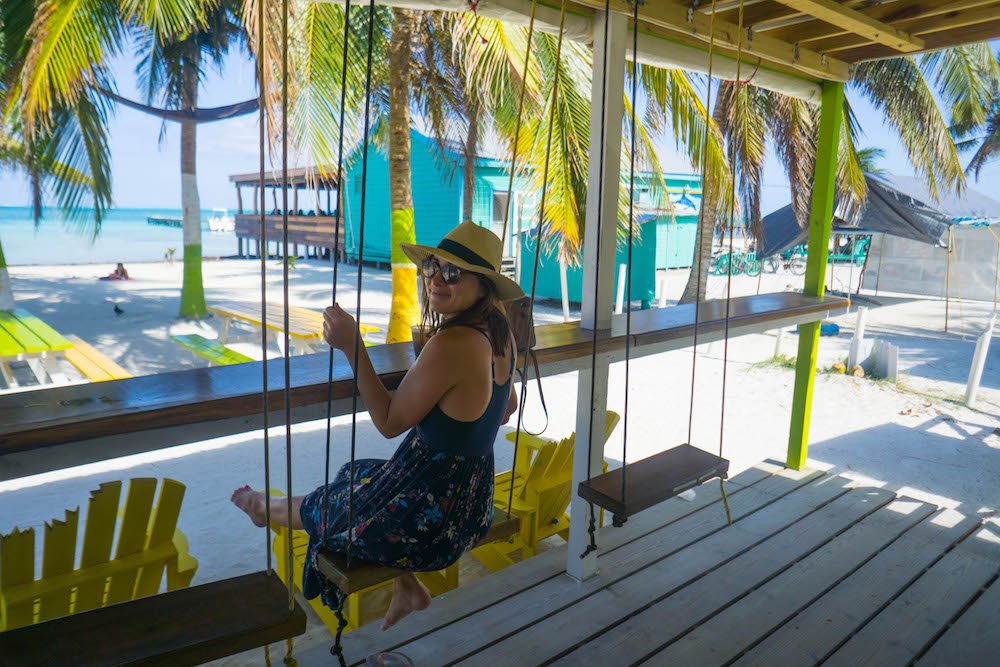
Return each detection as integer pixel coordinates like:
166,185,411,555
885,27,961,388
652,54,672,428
421,257,464,285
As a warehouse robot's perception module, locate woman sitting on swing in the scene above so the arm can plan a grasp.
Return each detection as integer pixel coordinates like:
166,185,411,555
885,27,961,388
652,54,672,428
233,221,522,630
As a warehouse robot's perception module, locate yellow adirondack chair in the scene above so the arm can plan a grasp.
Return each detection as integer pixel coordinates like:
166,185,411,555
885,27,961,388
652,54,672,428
0,478,198,632
269,493,458,635
474,411,620,572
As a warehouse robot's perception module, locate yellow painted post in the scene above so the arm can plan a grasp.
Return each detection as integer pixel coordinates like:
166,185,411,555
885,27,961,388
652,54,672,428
787,81,845,470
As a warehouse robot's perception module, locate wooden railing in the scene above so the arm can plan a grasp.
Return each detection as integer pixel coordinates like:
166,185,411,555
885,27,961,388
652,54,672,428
234,214,346,252
0,293,849,480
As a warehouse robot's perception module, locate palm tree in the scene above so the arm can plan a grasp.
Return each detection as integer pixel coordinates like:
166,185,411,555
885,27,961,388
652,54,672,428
385,8,418,343
935,45,1000,179
676,44,997,303
454,17,699,265
133,0,249,318
6,0,257,318
0,0,113,308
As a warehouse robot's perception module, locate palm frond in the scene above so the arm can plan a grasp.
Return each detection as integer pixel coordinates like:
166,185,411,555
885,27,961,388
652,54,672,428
964,102,1000,178
835,96,867,213
922,43,1000,136
11,0,123,129
852,57,965,200
640,66,732,215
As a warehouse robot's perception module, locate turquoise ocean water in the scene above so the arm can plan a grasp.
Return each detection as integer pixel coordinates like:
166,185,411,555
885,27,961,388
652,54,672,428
0,207,238,266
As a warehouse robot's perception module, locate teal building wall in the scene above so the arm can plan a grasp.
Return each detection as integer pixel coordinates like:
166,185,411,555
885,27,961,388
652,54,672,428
518,216,658,308
342,130,530,262
343,131,462,263
656,214,699,269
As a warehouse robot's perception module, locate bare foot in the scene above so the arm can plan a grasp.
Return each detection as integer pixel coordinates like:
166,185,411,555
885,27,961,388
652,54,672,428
231,485,267,527
380,575,431,631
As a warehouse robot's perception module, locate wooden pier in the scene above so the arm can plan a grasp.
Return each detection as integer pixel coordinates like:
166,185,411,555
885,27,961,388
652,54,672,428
229,167,346,261
288,461,999,666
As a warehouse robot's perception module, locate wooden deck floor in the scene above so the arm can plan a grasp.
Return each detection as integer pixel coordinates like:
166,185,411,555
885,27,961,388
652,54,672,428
296,461,1000,666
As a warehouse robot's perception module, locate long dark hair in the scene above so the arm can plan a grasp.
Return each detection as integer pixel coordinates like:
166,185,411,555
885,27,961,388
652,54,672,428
420,274,511,357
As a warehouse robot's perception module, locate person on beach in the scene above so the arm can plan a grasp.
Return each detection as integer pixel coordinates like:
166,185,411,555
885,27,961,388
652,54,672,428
100,263,130,281
232,221,523,631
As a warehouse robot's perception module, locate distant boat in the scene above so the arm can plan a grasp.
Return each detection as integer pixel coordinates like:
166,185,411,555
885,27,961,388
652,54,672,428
208,207,235,233
147,216,182,228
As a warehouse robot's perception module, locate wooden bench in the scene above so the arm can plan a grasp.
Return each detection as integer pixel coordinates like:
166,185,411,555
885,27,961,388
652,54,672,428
0,571,306,666
170,334,253,366
64,335,132,382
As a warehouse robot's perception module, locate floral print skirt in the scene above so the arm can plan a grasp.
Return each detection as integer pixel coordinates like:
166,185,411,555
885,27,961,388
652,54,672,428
299,430,494,612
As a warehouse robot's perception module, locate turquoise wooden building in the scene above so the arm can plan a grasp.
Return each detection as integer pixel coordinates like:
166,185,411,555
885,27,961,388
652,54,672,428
637,173,702,270
517,215,659,308
342,130,701,288
343,130,531,262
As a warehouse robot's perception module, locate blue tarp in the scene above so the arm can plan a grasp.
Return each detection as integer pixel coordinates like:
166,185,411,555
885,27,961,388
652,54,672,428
758,174,999,258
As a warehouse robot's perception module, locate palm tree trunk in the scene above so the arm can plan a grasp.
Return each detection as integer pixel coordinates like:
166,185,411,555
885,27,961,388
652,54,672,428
679,100,729,304
462,97,480,222
178,53,206,319
386,9,418,344
0,237,14,310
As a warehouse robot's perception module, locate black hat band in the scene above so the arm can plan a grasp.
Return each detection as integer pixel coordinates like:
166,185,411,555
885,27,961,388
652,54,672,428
436,238,496,271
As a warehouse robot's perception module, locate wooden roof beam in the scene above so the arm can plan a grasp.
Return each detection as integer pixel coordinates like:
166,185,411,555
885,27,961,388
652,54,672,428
834,17,1000,62
567,0,851,81
767,0,996,49
805,2,1000,55
768,0,924,51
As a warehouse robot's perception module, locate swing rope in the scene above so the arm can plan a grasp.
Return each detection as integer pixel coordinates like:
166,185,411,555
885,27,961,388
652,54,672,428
331,1,377,662
265,1,300,664
621,0,641,513
509,0,568,523
686,0,720,450
322,0,353,581
717,0,750,528
499,0,538,246
581,0,614,560
258,0,272,576
280,0,296,617
323,3,355,659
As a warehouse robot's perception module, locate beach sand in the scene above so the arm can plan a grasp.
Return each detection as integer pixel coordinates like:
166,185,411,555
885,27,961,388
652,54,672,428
1,258,997,661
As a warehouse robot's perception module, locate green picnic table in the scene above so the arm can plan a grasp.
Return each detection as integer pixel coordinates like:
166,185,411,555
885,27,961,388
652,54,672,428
0,309,73,388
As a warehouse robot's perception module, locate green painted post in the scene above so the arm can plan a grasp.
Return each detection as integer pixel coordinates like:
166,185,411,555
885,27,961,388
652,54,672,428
787,81,845,470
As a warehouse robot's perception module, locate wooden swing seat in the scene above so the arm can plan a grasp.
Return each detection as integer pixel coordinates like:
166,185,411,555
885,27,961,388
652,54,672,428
317,514,521,595
0,570,306,666
577,444,729,527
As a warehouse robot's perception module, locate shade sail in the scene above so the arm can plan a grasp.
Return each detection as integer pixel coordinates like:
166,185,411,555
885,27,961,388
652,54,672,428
757,174,1000,258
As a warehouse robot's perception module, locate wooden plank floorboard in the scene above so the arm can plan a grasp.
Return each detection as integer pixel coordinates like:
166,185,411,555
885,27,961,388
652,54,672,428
735,509,981,667
369,469,832,666
642,497,938,666
916,565,1000,666
455,473,845,667
545,487,895,667
331,463,780,666
825,523,1000,667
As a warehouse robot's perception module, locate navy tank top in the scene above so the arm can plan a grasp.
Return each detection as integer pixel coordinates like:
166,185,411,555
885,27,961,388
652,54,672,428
415,327,515,458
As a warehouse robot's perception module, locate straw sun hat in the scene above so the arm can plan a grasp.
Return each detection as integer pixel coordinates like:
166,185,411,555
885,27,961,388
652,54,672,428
401,221,525,300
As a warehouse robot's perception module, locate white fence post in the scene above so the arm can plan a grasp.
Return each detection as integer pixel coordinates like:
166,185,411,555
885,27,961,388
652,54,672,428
559,255,571,322
615,263,627,315
966,314,996,406
847,306,868,369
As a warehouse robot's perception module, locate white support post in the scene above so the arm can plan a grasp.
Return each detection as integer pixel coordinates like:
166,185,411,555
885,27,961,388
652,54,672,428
615,263,627,315
847,306,868,369
567,9,627,582
966,313,996,406
657,273,668,308
559,255,571,322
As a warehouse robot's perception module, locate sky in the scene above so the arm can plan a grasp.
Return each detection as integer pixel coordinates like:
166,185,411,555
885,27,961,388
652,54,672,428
1,38,998,216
